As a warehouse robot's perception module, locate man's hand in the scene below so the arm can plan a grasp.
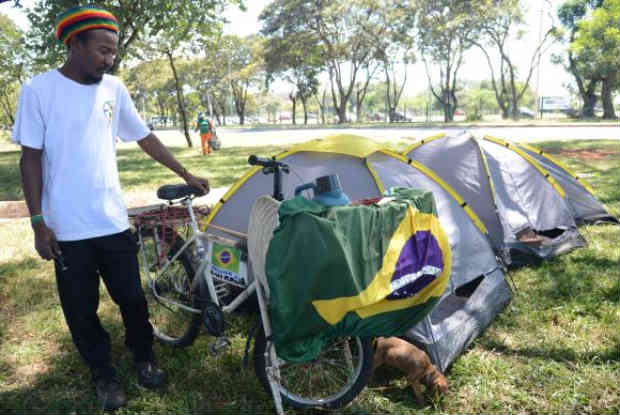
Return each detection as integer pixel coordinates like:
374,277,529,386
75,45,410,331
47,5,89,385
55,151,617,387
33,223,61,260
137,134,211,196
184,172,210,196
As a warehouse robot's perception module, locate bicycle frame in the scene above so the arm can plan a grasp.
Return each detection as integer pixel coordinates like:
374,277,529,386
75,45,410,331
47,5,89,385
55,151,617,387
138,197,257,316
137,195,285,413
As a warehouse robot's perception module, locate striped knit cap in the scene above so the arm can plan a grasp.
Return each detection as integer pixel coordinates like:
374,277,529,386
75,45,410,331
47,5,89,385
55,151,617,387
55,5,119,46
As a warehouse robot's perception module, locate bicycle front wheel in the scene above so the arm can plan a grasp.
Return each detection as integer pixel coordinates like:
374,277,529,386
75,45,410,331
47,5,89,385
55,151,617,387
138,226,202,347
253,327,373,409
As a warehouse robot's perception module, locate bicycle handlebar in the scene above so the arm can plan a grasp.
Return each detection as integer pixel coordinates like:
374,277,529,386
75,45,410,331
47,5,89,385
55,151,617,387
248,155,288,201
248,155,288,169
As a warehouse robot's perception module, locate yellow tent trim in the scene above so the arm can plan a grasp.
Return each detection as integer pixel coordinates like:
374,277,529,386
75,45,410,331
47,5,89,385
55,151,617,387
401,133,446,155
365,159,385,195
483,135,566,198
382,150,489,235
287,134,388,158
204,151,294,225
312,209,451,324
475,137,499,205
516,142,596,195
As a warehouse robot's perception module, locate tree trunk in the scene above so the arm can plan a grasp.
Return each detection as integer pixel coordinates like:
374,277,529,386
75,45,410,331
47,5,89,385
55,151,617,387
289,92,297,125
601,75,617,119
301,97,309,125
442,89,454,122
582,80,598,118
166,50,192,147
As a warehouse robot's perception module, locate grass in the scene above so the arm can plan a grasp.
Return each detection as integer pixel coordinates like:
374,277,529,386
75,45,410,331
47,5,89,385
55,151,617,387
0,138,618,414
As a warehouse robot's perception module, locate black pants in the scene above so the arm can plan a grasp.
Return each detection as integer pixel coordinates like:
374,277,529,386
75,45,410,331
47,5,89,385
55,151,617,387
55,230,153,379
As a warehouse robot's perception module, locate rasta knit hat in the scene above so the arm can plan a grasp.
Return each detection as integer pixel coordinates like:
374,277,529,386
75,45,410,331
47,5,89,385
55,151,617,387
55,5,119,46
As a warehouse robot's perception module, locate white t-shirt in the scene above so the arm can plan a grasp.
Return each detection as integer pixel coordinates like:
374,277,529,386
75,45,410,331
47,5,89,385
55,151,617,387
12,69,150,241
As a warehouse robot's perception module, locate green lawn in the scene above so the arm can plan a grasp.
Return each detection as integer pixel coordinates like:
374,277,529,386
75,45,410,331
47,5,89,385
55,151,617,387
0,138,618,414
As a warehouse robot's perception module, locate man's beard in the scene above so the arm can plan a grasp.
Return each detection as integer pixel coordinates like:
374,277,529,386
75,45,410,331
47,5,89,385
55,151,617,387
83,73,104,84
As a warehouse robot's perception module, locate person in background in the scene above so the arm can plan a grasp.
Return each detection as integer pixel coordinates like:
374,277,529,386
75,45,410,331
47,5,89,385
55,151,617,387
195,114,214,155
12,5,209,411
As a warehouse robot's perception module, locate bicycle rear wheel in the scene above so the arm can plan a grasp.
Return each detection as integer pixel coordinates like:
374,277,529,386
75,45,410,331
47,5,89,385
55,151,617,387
137,226,202,347
253,327,373,409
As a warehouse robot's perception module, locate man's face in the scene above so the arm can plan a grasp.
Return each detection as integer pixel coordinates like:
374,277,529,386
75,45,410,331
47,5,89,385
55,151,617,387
71,29,118,84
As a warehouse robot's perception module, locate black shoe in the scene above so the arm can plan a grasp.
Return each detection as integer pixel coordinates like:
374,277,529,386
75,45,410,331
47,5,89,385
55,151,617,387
135,361,168,389
94,377,127,411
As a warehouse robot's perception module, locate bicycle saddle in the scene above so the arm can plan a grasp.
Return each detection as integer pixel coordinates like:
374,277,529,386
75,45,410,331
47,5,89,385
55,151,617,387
156,184,203,200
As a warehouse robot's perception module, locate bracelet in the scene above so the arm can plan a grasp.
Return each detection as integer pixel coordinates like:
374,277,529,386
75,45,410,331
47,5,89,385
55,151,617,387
30,214,44,226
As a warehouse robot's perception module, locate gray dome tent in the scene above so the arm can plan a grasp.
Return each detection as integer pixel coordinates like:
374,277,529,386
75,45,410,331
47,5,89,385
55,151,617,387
401,131,613,265
205,134,511,371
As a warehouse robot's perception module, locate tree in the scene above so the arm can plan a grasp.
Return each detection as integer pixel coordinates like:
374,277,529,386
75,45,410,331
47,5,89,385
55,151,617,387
190,34,236,126
468,0,559,120
416,0,480,122
461,82,500,121
261,24,322,125
0,13,30,127
223,35,265,125
556,0,605,117
365,1,411,123
24,0,239,74
570,0,619,119
121,59,175,121
260,0,380,124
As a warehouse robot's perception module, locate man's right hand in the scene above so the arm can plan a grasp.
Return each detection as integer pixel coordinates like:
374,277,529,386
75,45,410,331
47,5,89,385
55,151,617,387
33,223,61,260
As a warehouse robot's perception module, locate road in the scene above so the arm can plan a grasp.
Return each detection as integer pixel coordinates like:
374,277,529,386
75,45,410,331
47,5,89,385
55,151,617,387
149,124,619,149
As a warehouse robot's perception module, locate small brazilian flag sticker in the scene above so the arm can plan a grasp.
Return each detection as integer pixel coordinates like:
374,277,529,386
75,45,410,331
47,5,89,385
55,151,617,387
210,242,242,284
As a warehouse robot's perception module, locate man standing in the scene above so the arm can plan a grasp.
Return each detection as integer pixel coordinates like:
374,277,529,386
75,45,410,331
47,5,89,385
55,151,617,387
195,114,214,155
12,5,209,410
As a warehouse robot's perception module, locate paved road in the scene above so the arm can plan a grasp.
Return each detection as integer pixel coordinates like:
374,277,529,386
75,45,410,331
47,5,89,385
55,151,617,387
149,124,619,149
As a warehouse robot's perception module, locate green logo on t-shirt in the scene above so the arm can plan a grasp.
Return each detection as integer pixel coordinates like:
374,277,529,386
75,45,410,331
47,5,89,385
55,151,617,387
103,100,115,122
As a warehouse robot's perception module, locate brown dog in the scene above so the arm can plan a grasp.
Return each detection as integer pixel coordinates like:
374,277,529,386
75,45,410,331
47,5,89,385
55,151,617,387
373,336,448,405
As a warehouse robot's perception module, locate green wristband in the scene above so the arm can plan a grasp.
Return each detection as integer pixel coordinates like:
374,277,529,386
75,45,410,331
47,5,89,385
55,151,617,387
30,214,44,226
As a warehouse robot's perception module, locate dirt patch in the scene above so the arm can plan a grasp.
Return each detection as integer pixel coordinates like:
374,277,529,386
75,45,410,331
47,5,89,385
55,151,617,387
0,201,28,219
546,148,618,161
0,188,226,219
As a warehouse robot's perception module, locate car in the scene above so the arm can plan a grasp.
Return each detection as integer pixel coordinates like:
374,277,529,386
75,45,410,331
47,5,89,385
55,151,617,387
389,111,411,122
519,107,535,118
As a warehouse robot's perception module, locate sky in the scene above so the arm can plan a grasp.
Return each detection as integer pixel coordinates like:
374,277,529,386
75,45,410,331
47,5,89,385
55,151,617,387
2,0,572,98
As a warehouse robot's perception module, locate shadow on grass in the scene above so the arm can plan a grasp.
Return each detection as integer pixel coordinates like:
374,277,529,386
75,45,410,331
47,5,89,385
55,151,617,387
0,257,56,327
478,336,619,365
0,150,22,201
0,333,98,415
535,255,619,305
0,310,275,414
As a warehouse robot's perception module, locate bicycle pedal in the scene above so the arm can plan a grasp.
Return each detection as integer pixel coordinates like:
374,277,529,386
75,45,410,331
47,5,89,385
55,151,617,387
208,337,231,356
202,301,225,337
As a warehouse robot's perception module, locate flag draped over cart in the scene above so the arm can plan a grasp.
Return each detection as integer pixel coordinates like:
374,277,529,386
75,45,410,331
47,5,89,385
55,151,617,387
265,187,451,362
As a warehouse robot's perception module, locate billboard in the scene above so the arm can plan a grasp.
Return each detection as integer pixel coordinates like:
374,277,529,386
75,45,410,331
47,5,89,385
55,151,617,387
540,96,570,112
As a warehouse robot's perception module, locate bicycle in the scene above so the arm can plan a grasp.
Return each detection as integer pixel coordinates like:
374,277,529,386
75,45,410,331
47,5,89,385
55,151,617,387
129,155,374,413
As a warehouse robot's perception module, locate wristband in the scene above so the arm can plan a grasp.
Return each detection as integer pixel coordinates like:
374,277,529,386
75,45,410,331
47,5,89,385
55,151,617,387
30,214,44,226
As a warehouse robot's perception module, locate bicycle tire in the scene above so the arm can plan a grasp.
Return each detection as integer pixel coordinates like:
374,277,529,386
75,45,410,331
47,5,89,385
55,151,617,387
137,226,202,347
253,326,373,409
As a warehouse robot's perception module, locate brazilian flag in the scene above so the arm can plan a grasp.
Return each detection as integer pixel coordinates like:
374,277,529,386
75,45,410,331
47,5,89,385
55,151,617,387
265,187,451,362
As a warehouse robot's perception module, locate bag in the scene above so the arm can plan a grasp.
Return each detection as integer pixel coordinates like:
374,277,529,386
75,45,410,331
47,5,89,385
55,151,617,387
210,136,221,151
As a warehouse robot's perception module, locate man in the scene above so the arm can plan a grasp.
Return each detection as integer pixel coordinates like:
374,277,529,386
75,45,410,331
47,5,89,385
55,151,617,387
11,5,209,411
195,114,214,155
